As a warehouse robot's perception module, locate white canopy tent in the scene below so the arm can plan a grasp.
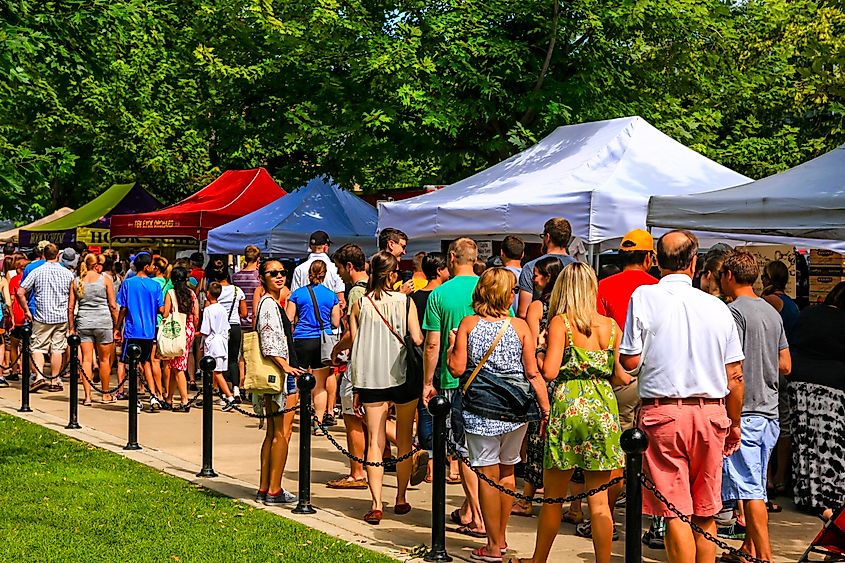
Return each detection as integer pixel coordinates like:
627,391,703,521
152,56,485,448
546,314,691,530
648,144,845,251
378,116,750,249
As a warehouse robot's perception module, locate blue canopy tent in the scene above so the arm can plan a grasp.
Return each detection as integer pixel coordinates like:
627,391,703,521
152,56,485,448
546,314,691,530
206,177,378,257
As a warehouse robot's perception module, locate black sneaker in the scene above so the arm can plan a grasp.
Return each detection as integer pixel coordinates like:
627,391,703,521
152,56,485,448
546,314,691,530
6,372,20,382
717,521,747,540
255,490,268,503
264,490,296,505
323,413,336,427
222,397,236,412
188,381,198,392
642,517,666,549
160,401,172,411
0,376,8,387
575,520,619,541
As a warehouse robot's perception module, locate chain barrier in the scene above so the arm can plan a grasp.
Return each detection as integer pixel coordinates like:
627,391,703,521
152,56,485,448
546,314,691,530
449,439,623,503
29,355,70,381
79,369,129,395
182,388,204,409
229,400,300,419
314,408,421,467
639,474,769,563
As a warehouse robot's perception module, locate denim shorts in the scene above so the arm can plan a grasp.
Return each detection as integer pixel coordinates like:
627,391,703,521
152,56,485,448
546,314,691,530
722,415,780,502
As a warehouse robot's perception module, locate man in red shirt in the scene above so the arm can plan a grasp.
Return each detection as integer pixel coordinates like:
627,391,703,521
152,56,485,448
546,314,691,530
580,230,661,544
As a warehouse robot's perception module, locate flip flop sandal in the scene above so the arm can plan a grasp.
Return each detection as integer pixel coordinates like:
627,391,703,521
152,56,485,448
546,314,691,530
766,501,782,513
451,509,470,526
446,474,462,484
470,547,502,563
82,399,92,407
456,525,486,538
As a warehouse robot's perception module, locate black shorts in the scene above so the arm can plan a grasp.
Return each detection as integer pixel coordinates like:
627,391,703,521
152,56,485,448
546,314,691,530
356,376,419,406
293,338,325,370
121,338,154,364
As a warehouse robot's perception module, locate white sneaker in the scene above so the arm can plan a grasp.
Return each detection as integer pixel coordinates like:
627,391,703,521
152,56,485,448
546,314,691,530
149,396,161,412
233,386,242,404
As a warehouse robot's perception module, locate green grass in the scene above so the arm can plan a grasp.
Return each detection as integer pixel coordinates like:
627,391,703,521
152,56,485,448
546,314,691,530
0,413,396,563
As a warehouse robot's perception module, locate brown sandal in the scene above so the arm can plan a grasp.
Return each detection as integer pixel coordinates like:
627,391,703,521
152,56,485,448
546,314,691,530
364,509,383,524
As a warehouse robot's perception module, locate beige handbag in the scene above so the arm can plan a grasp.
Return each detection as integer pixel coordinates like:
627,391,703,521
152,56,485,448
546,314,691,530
242,298,284,394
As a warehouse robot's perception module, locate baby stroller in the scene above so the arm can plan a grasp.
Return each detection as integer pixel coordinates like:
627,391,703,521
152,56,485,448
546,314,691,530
798,505,845,562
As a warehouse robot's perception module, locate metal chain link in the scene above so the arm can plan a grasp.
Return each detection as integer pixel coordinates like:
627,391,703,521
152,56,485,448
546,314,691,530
448,440,623,503
182,388,204,409
314,408,421,467
639,474,769,563
29,358,70,381
79,369,129,395
229,400,300,419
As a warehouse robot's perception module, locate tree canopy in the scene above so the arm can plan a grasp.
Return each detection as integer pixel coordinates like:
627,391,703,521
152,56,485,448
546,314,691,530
1,0,843,222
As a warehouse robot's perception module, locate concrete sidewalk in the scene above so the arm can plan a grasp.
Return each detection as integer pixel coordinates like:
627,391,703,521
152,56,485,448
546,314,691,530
0,381,821,562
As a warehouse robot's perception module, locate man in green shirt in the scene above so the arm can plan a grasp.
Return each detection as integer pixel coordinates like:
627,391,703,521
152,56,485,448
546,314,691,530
422,237,484,535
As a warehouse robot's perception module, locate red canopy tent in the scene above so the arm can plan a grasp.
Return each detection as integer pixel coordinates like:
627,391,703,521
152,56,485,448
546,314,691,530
110,168,286,241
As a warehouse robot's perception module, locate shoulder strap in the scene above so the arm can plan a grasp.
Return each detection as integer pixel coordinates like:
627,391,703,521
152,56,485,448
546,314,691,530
366,294,405,346
306,285,326,333
169,289,179,315
227,286,237,320
608,321,616,350
462,318,511,393
562,314,574,341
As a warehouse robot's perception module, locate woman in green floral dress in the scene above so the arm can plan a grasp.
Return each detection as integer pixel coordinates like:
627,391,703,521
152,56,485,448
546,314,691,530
513,262,633,563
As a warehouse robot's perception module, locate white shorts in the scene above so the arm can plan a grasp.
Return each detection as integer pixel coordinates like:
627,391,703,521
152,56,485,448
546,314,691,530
212,357,227,372
465,424,528,467
340,374,355,416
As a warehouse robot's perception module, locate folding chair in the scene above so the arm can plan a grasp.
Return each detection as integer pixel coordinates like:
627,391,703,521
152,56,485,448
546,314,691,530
798,505,845,563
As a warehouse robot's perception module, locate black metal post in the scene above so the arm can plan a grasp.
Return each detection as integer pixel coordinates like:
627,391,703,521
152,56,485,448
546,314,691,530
123,344,142,450
197,356,217,478
292,373,316,515
19,325,32,413
66,334,81,429
620,428,649,563
425,395,453,562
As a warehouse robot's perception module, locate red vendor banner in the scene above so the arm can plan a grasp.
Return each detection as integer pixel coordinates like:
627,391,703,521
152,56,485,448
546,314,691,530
109,168,286,241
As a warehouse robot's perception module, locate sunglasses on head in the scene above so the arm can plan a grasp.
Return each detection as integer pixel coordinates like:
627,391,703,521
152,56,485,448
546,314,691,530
265,269,287,278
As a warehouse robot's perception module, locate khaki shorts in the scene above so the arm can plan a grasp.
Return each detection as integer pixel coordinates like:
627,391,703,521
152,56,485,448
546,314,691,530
31,321,69,354
613,380,641,432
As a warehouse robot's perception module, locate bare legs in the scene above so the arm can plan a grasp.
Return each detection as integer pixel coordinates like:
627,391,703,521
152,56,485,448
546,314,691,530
259,393,298,494
362,399,417,512
477,463,518,557
665,516,718,563
310,366,331,424
80,341,95,404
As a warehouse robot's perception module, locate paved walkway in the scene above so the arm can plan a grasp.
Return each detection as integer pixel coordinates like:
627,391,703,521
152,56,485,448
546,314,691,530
0,380,821,562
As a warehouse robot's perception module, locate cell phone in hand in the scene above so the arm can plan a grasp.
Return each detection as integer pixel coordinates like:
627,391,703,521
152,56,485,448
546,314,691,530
401,270,413,282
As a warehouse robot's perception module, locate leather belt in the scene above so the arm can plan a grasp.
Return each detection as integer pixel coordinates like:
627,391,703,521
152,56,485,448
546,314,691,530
648,397,725,407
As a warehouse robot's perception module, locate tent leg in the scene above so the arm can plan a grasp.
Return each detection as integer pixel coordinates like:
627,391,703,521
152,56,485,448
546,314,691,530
587,243,599,270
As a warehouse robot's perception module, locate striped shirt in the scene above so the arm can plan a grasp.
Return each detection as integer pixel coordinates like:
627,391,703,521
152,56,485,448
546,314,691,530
232,268,261,328
19,261,74,324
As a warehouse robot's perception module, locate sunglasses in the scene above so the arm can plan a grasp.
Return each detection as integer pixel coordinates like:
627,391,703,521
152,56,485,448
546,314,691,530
512,287,519,294
265,270,287,278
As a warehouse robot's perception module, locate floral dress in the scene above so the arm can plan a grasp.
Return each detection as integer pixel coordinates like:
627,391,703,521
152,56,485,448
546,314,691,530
545,316,624,472
169,292,197,372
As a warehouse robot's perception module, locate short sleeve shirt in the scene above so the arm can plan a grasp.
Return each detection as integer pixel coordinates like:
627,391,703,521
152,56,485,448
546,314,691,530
117,275,164,340
290,253,345,294
596,269,658,329
518,254,576,300
289,284,339,339
200,302,230,358
19,261,74,324
620,274,744,399
217,284,246,324
423,275,478,389
728,296,789,418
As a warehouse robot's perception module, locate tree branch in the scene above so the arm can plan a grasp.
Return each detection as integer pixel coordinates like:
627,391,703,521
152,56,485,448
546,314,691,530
520,0,560,126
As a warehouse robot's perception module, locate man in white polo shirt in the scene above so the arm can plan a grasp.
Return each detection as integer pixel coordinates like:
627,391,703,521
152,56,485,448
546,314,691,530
620,230,745,563
291,230,346,309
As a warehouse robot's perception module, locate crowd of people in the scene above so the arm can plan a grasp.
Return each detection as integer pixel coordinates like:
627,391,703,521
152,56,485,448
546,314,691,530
1,217,843,563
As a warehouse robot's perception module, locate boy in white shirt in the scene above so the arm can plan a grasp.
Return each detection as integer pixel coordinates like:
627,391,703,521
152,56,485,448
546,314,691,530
200,282,236,412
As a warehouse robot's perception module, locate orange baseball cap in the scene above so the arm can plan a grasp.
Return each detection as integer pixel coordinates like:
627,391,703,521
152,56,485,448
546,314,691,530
619,229,654,252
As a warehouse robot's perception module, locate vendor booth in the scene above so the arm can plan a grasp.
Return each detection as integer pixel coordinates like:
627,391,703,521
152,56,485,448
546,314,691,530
377,116,750,249
0,207,74,245
206,176,378,257
19,182,160,248
647,144,845,247
109,168,286,242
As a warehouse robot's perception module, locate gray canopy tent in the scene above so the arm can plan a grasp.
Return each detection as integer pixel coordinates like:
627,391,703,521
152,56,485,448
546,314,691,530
648,145,845,249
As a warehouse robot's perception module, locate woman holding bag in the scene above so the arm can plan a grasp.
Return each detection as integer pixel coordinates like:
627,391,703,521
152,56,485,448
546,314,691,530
162,267,199,412
286,260,340,429
448,268,550,563
253,260,305,505
348,251,424,524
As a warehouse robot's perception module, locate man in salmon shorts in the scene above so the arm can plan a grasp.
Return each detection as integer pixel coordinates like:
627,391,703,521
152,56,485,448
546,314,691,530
620,230,745,563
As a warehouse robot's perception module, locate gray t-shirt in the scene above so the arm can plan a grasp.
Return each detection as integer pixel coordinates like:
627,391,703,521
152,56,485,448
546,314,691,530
517,253,576,300
729,296,789,419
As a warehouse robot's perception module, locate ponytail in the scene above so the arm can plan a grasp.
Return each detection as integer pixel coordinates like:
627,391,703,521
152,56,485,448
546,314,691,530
76,254,99,299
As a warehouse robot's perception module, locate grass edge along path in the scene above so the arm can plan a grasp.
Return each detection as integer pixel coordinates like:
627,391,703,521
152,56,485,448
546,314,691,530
0,413,398,563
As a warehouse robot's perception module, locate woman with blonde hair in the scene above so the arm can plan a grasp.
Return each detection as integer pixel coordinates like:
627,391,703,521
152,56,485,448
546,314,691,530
348,251,423,524
513,262,632,563
68,253,119,405
449,267,550,562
